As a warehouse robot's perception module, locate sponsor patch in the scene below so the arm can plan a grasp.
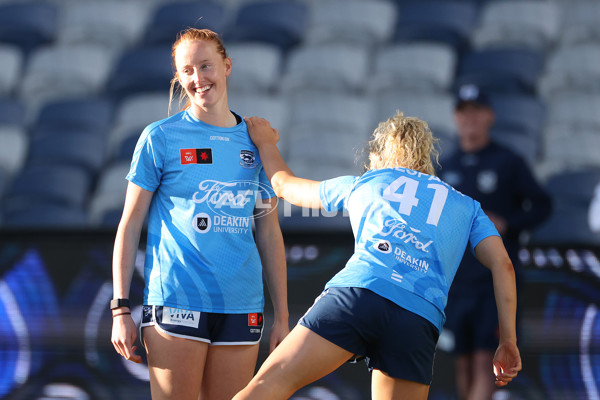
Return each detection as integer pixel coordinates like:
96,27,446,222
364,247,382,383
162,307,201,328
374,240,392,254
180,148,213,164
193,212,211,234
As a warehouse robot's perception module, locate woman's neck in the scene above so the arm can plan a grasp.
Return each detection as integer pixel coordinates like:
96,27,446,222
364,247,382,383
189,103,237,128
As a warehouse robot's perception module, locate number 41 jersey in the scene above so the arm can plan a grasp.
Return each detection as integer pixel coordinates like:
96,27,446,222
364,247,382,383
127,110,275,314
320,168,499,333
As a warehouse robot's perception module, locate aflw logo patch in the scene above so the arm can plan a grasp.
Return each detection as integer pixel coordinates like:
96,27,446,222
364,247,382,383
180,148,213,164
248,313,263,326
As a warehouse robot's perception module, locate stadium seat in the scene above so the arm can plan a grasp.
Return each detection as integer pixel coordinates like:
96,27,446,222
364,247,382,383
545,93,600,130
56,1,151,51
392,1,478,53
304,0,398,46
106,46,173,100
228,92,290,155
373,91,456,136
0,126,28,176
0,45,22,96
33,97,114,133
559,1,600,47
370,43,457,94
471,0,561,51
0,2,58,53
538,44,600,98
542,126,600,172
27,127,107,176
18,44,113,110
143,1,226,46
489,94,546,138
545,168,600,208
454,48,545,95
224,1,309,53
0,97,25,128
107,93,171,156
88,161,130,226
531,203,600,246
286,91,373,135
2,164,92,216
280,43,369,94
227,43,284,94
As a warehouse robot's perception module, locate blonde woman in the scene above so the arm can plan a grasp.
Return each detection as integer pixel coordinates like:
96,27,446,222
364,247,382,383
110,29,288,400
234,113,521,400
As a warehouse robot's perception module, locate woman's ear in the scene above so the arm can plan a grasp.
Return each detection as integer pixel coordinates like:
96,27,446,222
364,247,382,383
225,57,232,77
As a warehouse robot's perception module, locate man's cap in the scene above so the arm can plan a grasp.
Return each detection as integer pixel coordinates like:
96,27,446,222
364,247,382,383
455,84,492,109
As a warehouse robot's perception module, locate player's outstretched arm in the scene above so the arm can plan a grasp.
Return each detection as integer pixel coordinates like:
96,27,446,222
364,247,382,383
474,236,522,386
245,116,322,209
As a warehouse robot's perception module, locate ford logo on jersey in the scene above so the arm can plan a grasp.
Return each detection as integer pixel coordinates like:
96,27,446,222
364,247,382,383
192,179,277,219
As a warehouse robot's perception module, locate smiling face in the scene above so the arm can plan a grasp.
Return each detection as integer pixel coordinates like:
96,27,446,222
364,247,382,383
174,39,231,117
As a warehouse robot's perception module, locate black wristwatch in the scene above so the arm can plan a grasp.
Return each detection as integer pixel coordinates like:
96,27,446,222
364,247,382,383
110,298,130,310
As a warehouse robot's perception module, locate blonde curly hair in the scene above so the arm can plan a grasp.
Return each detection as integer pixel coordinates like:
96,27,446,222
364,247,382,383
364,111,440,175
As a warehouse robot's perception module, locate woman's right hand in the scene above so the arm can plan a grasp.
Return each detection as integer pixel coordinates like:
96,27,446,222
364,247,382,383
111,312,143,363
244,117,280,148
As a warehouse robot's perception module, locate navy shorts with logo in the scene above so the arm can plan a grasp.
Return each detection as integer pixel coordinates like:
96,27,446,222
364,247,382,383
140,305,264,345
299,287,439,385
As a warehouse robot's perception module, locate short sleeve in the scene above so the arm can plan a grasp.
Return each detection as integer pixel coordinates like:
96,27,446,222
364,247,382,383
126,124,165,192
257,167,276,199
469,200,500,252
319,175,359,212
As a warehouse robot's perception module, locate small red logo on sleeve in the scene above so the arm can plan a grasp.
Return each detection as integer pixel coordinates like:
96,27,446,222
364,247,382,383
180,148,212,164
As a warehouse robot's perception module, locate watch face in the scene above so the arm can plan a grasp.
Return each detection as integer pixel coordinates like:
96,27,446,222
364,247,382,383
111,299,129,309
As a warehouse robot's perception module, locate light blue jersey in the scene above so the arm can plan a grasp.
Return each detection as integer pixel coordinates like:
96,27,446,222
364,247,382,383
127,110,275,313
320,168,499,332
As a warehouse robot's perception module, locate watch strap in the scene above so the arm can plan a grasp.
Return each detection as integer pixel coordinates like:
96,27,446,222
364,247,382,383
110,298,130,310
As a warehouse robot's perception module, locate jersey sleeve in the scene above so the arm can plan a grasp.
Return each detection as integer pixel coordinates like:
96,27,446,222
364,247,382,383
469,200,500,252
319,175,358,212
126,124,166,192
257,167,276,199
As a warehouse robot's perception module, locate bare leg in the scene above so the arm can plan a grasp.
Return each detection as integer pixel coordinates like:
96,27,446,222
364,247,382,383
467,350,496,400
455,354,472,400
233,325,354,400
200,344,260,400
371,369,430,400
143,326,209,400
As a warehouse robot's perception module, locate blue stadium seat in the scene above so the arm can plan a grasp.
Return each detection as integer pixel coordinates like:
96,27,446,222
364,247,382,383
455,48,545,95
224,1,309,53
33,97,114,132
0,2,58,53
392,1,478,53
2,164,92,216
27,128,107,176
489,94,546,137
106,46,173,99
0,97,25,127
144,1,226,46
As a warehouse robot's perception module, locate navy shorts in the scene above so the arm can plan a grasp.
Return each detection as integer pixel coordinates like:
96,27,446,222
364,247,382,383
444,288,499,354
140,305,264,345
299,287,439,385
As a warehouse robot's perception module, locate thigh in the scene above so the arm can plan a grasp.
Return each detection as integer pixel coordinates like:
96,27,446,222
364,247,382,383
371,369,430,400
201,343,260,400
142,325,209,400
236,325,354,399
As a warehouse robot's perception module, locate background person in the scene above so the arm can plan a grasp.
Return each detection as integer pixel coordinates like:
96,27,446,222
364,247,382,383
110,28,288,400
233,113,521,400
439,84,552,400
